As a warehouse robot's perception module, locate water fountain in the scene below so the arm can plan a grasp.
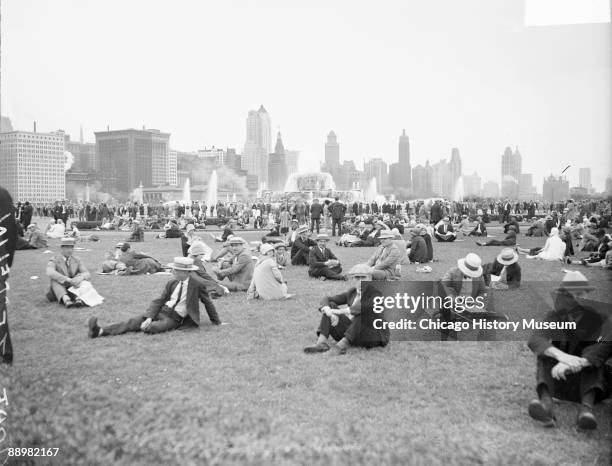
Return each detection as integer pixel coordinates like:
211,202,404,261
452,175,464,202
206,170,218,208
85,183,90,203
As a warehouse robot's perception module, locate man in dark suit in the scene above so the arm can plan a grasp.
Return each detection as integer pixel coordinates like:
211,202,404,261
291,226,315,265
527,271,612,430
308,234,344,280
310,199,323,234
303,264,389,355
46,237,92,307
21,201,33,229
330,197,346,236
88,257,221,337
434,216,457,242
482,248,521,289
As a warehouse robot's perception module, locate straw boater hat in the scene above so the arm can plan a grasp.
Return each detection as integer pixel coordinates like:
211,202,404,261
556,270,595,292
273,242,286,249
187,241,208,256
296,225,309,234
457,253,483,278
167,257,199,271
27,223,37,230
358,221,366,228
378,230,395,240
115,242,124,249
347,264,373,277
186,224,195,232
497,248,518,266
291,219,299,224
314,234,330,242
260,243,275,255
60,237,76,247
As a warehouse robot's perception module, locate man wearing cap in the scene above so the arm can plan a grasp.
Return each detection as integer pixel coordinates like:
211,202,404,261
188,241,229,298
274,242,290,268
46,237,92,307
247,243,291,300
434,216,456,242
88,257,221,338
212,236,254,291
303,264,390,355
181,223,203,257
291,226,316,266
482,248,521,289
308,234,345,281
438,253,487,340
527,270,612,430
364,230,402,280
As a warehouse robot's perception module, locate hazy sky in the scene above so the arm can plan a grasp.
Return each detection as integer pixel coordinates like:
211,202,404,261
2,0,610,190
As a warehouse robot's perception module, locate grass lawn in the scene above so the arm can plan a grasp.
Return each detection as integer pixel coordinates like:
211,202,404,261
1,222,611,465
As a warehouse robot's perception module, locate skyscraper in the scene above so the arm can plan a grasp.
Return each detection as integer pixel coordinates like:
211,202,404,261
431,159,451,198
398,129,411,189
412,161,433,197
325,131,339,168
449,147,462,194
364,158,388,193
579,168,591,192
462,172,481,197
501,146,521,198
268,132,288,191
543,175,569,202
95,128,171,193
0,129,66,203
242,105,271,187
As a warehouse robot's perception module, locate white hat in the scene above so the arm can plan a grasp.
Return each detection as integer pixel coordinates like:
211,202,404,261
378,230,395,239
186,224,195,232
188,241,208,256
60,237,76,247
260,243,275,255
228,236,247,245
166,256,199,271
457,253,483,278
497,248,518,266
557,270,594,292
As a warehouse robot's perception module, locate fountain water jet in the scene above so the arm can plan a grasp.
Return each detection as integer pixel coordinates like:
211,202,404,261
206,170,218,209
452,176,464,202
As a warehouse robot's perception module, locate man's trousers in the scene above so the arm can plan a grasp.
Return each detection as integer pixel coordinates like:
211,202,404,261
317,314,388,348
102,306,184,336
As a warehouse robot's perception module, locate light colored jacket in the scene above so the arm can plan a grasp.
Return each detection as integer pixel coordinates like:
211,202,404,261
247,257,287,300
367,243,402,276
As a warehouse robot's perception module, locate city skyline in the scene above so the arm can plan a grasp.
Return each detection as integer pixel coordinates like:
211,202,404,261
1,0,610,190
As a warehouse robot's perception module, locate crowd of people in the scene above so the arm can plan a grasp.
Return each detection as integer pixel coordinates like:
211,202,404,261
7,193,612,431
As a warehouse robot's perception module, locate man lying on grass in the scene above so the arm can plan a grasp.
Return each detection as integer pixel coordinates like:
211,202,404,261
527,270,612,430
88,257,221,338
303,264,389,355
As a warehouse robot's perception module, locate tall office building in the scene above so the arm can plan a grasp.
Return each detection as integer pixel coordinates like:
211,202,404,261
449,147,462,195
242,105,271,187
398,129,411,189
0,129,66,203
519,173,536,200
501,146,521,198
95,128,171,193
285,150,299,177
65,134,96,172
325,131,340,168
431,159,452,198
364,158,388,193
543,175,569,202
268,132,288,191
579,168,591,192
412,161,433,197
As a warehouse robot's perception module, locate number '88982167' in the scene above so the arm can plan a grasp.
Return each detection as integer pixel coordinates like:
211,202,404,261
7,448,59,457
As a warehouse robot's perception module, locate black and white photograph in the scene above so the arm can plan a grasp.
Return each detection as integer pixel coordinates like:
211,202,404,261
0,0,611,464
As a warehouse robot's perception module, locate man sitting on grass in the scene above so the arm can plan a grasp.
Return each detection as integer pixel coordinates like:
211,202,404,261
291,226,315,266
475,226,517,247
212,236,254,291
482,247,521,289
46,237,93,308
308,234,345,281
88,257,221,338
364,230,402,280
434,216,456,242
303,264,389,355
527,271,612,430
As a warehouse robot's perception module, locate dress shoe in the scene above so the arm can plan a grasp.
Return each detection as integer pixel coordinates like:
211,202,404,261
328,345,347,356
88,316,100,338
303,342,330,353
577,405,597,430
528,399,556,427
